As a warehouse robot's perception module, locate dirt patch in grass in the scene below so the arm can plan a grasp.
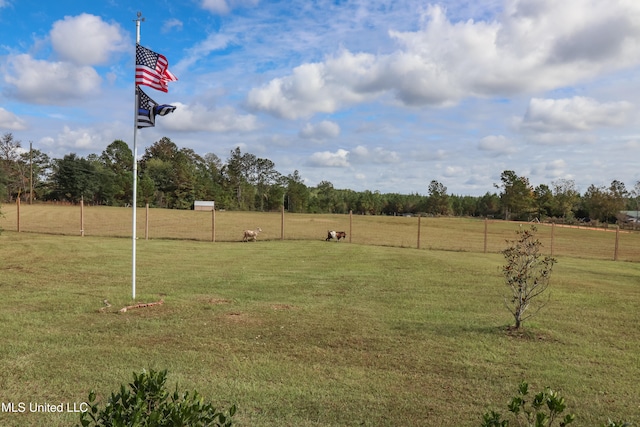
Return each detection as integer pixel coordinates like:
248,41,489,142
224,312,248,322
208,298,233,305
271,304,295,310
504,326,552,341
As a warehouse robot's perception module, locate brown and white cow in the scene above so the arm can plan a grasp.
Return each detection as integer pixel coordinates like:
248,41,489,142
326,230,346,241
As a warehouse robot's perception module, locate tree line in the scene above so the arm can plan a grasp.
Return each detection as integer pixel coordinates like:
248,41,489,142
1,132,639,224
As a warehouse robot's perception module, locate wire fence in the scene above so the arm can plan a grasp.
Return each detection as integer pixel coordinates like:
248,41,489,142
2,201,640,262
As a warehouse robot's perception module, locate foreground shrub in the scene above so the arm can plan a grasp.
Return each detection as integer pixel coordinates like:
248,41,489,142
482,381,574,427
481,381,633,427
78,369,236,426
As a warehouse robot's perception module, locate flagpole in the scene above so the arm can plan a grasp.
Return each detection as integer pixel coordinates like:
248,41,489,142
132,12,144,300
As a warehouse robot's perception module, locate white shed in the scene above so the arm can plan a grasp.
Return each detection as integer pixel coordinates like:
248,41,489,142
194,201,215,211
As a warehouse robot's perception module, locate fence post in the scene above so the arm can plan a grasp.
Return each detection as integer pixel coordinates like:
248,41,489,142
281,204,285,240
349,210,353,243
417,215,421,249
550,222,555,257
212,207,216,242
16,198,20,233
145,203,149,240
614,226,619,261
483,217,488,253
80,197,84,237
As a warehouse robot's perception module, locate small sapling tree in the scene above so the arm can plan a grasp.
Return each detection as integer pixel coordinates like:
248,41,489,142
502,225,556,329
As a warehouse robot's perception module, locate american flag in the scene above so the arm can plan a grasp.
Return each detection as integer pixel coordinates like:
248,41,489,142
137,87,176,129
135,44,178,93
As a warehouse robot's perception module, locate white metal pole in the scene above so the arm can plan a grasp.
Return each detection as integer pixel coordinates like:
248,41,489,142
132,13,143,300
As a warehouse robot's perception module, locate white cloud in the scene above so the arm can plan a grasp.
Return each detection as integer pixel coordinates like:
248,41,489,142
50,14,128,66
410,148,448,161
247,50,378,119
201,0,259,14
247,1,640,119
543,159,568,179
307,149,350,167
163,18,183,33
524,132,599,146
299,120,340,140
623,139,640,150
442,165,466,178
546,159,567,170
349,145,401,164
2,14,125,105
519,96,634,132
201,0,232,14
52,126,106,151
4,54,101,104
0,108,27,130
494,0,640,85
176,33,235,72
162,102,258,132
478,135,516,155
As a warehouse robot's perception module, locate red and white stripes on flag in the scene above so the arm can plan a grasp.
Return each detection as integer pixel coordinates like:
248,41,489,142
135,44,178,93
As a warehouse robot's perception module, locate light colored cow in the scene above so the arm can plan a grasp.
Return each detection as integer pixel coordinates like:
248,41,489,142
243,227,262,242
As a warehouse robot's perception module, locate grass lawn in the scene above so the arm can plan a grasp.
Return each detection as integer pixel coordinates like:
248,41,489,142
0,231,638,426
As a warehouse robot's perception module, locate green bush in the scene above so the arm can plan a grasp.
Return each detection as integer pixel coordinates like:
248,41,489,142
481,382,633,427
602,421,634,427
78,369,236,427
482,381,574,427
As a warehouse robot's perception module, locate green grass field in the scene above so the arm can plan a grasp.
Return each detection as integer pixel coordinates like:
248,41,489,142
0,226,638,426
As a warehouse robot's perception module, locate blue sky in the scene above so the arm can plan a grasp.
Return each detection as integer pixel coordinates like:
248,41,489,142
1,0,640,196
